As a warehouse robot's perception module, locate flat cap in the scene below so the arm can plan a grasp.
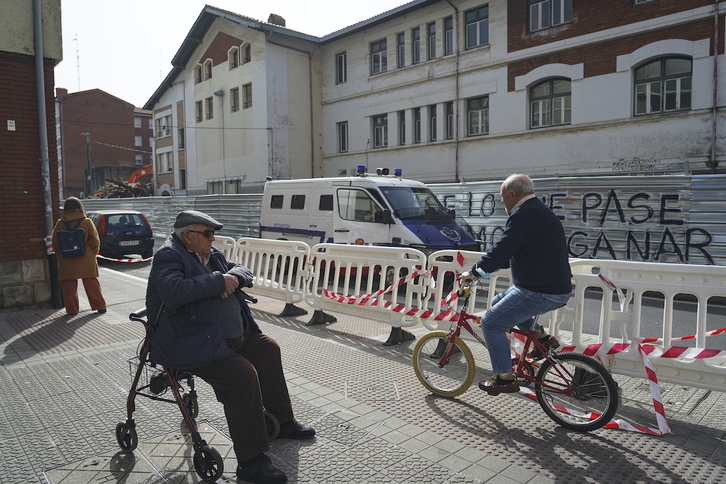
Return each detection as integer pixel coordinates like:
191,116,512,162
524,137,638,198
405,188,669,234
173,210,224,230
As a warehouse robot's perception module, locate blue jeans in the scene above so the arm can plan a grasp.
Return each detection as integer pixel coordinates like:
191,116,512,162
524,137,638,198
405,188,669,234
480,285,571,374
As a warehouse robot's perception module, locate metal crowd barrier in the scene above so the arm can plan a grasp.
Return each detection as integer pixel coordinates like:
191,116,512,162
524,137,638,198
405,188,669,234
214,238,726,392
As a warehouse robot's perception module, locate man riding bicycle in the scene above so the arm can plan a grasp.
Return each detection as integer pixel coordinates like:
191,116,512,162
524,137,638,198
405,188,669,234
461,174,572,395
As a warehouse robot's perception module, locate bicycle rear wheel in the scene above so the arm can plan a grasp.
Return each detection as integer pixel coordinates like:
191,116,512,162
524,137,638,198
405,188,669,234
535,352,619,431
412,331,475,397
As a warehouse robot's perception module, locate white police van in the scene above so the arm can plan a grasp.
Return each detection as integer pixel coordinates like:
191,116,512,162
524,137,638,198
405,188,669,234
259,166,478,252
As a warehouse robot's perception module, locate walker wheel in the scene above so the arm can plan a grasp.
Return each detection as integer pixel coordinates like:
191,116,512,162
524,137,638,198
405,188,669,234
193,444,224,482
115,421,138,452
183,392,199,419
264,410,280,440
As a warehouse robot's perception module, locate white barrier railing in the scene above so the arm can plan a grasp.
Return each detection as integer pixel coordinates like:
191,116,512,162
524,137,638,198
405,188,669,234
216,237,726,391
560,259,726,391
305,243,428,328
222,237,309,305
213,236,239,260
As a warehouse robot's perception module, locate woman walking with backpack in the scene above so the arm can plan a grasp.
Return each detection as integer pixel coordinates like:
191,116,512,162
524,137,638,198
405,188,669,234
51,197,107,315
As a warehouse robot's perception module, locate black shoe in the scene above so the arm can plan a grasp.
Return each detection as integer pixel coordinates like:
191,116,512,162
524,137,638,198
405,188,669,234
236,454,287,483
479,376,520,396
97,309,107,314
277,418,315,440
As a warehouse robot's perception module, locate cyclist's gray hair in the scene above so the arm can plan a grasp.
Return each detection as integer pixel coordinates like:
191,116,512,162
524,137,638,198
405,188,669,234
502,174,535,197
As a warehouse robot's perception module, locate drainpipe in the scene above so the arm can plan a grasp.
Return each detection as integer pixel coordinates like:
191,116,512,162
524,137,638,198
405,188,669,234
34,0,62,307
308,46,320,178
446,0,461,182
711,0,720,173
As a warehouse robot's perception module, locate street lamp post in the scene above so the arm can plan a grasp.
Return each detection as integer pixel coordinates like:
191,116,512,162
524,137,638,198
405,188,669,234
81,132,91,197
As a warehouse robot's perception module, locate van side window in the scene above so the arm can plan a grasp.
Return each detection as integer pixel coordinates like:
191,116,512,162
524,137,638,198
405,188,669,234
291,194,306,210
270,195,283,209
338,189,380,222
319,194,333,211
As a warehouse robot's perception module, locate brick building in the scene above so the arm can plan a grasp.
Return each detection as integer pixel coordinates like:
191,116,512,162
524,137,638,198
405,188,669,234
0,0,62,308
56,88,153,198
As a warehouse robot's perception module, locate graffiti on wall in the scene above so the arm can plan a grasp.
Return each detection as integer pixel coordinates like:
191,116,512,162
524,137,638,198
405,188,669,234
611,156,659,172
443,188,716,265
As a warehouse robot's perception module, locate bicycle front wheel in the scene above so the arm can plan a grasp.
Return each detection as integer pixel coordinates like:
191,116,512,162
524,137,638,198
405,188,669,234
412,331,475,397
535,352,619,431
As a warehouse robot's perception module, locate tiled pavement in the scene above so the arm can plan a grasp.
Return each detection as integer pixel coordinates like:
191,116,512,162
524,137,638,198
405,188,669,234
2,283,726,483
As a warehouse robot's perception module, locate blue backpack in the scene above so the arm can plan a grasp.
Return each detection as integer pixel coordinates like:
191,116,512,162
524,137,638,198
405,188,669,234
57,219,86,258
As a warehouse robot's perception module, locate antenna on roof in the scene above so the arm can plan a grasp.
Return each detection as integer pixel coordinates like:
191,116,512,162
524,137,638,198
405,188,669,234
74,34,81,91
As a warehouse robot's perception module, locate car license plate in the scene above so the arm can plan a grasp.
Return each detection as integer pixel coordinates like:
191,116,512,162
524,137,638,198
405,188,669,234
119,240,139,246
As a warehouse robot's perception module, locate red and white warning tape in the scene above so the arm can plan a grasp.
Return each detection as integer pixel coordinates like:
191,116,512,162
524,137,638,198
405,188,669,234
97,254,153,263
322,269,462,322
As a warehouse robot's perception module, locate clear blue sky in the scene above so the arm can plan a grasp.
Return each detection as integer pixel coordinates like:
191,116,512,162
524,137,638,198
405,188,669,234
55,0,409,107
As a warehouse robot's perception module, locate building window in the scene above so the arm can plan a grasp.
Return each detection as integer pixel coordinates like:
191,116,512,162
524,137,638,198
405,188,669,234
444,16,454,56
467,96,489,136
243,83,252,109
135,154,143,166
465,6,489,50
194,65,202,84
427,22,436,60
529,0,572,32
373,114,388,148
178,128,185,149
155,114,171,137
412,27,420,65
530,78,571,128
157,152,171,173
230,87,240,112
634,56,692,116
335,52,347,84
134,117,142,128
206,97,213,120
413,107,421,144
371,39,387,75
445,102,454,139
398,110,406,145
135,135,142,146
337,121,348,153
207,180,223,194
243,44,251,63
229,47,239,68
195,101,203,122
429,105,437,141
397,32,406,68
180,169,186,189
203,59,213,80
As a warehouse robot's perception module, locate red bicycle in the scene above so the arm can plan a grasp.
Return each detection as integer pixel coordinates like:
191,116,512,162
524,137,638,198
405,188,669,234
412,280,619,431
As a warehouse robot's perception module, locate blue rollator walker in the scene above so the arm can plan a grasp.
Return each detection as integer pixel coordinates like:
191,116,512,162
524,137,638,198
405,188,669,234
115,307,280,482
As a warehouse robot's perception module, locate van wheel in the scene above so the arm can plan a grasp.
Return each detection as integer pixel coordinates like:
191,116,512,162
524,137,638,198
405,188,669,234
385,267,409,290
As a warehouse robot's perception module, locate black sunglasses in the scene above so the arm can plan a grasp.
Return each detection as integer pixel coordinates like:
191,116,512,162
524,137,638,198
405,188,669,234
188,229,215,238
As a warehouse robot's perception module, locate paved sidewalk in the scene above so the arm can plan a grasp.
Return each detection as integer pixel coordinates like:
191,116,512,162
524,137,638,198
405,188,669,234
1,293,726,483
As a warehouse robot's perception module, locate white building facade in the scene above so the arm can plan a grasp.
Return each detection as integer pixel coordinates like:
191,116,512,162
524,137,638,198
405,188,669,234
146,0,724,194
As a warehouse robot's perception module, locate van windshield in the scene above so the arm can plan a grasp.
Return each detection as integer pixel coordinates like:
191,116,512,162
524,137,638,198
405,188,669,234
379,186,450,220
